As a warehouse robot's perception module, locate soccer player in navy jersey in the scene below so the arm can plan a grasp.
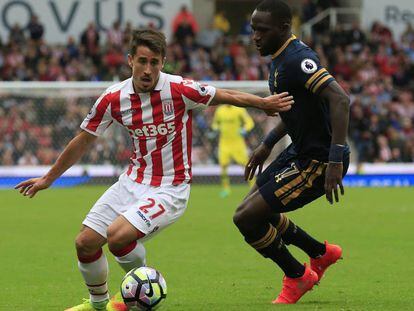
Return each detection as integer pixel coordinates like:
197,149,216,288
233,0,351,304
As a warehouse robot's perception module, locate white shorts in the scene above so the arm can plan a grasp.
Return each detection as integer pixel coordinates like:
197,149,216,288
82,173,191,241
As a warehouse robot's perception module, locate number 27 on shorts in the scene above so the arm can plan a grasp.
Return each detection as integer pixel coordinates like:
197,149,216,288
139,198,165,220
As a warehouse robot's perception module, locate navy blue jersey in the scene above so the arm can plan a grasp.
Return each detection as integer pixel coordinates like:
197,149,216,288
269,35,336,161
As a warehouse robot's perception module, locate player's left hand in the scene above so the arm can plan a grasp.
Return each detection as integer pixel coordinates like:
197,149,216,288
324,162,344,204
262,92,294,116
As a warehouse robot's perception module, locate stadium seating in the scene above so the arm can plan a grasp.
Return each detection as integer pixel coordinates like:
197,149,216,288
0,18,413,165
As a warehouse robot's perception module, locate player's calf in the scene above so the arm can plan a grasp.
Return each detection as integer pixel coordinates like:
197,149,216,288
110,240,147,273
76,248,110,307
74,228,110,310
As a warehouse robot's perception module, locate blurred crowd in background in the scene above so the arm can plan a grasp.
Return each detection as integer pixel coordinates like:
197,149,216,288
1,3,414,166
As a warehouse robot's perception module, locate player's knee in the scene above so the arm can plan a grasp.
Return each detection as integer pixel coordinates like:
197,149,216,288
75,233,100,257
233,201,254,232
107,226,140,255
232,210,243,230
106,227,127,253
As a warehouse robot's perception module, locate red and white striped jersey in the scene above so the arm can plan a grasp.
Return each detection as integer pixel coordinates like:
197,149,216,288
80,72,216,186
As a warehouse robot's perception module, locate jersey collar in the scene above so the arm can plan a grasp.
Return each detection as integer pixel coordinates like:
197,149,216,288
272,34,296,59
127,71,167,94
154,71,167,91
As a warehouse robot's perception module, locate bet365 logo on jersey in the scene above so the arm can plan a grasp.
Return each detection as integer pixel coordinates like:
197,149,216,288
128,121,175,138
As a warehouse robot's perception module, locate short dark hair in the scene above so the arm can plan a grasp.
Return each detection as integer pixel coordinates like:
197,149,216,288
129,29,167,58
256,0,292,22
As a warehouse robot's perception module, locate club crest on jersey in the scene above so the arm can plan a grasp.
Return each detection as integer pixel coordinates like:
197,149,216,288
301,59,317,74
195,83,208,96
163,101,174,116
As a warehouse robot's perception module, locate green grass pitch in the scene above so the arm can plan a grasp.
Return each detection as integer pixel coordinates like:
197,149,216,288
1,185,414,310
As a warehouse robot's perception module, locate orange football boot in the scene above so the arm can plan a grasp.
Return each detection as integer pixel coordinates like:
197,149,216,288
106,292,128,311
310,241,343,281
272,264,318,304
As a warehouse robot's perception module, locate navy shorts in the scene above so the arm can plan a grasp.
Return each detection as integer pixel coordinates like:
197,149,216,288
257,151,349,213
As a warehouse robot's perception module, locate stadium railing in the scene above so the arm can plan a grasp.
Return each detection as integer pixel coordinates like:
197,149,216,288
300,7,362,38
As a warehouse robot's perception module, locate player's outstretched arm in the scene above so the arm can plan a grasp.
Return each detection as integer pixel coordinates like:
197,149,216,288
211,89,293,115
15,130,97,198
245,120,287,180
320,81,350,204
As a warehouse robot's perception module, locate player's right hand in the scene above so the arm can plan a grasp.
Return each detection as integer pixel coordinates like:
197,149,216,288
324,162,344,204
245,143,271,181
262,92,294,116
14,176,52,198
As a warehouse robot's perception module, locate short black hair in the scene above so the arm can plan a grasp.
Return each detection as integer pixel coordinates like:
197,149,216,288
256,0,292,22
129,29,167,57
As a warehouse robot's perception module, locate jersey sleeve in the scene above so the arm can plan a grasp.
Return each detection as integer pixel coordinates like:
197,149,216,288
286,53,335,95
180,79,216,110
80,92,113,136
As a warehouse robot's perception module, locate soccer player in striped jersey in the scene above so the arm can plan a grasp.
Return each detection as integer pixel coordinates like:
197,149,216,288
212,105,255,197
233,0,350,305
15,29,293,311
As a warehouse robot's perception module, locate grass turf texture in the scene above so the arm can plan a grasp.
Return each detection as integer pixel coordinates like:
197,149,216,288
1,186,413,311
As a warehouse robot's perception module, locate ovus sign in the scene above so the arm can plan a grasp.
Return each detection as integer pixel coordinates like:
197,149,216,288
362,0,414,40
0,0,192,43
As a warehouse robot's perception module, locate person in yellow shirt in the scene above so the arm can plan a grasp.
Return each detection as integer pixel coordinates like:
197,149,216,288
213,11,230,34
212,105,255,197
